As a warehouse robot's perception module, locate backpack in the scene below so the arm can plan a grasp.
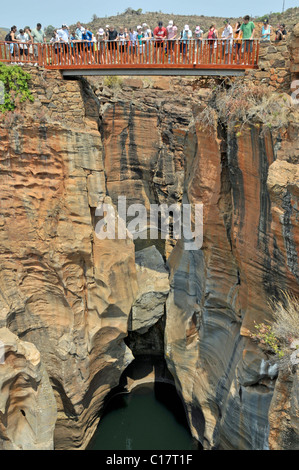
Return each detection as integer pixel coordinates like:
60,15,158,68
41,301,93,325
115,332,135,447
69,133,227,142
5,32,12,42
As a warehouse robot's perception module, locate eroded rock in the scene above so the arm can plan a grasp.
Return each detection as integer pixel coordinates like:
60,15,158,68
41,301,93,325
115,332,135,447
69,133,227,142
0,328,57,450
130,246,170,333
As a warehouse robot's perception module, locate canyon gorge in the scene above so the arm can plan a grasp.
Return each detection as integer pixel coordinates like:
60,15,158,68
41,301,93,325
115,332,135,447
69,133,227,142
0,26,298,451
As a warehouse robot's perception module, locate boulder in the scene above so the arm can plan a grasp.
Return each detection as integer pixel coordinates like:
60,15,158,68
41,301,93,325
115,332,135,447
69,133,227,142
130,246,170,333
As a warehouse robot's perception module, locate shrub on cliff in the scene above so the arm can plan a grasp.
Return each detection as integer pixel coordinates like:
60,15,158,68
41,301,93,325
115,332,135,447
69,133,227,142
104,76,122,89
251,291,299,371
197,81,292,135
271,292,299,338
0,62,34,112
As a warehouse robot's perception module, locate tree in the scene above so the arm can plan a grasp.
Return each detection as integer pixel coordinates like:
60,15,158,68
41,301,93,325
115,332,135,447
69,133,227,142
44,25,55,38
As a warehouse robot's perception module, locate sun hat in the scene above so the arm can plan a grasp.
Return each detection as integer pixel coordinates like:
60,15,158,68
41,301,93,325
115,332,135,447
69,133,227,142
142,23,147,27
137,25,142,30
98,28,104,34
195,26,200,31
169,20,173,26
184,25,189,30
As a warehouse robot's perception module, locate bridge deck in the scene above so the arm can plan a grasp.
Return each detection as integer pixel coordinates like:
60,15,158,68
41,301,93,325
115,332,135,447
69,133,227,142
1,39,259,76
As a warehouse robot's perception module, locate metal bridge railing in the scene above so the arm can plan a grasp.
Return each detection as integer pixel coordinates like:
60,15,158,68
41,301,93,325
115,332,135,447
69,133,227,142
0,39,260,70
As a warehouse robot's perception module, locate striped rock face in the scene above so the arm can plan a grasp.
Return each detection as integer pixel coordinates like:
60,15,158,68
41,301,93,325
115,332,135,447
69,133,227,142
0,66,298,449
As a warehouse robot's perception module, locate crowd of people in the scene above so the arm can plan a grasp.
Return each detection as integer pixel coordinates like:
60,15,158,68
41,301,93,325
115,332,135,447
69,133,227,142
3,15,288,65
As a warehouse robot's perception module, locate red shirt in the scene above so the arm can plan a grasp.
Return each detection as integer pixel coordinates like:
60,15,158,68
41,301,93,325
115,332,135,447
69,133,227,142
153,26,167,41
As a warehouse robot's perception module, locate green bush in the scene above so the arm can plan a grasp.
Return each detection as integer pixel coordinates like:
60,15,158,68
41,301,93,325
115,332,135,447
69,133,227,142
251,322,284,358
0,62,34,112
103,75,122,89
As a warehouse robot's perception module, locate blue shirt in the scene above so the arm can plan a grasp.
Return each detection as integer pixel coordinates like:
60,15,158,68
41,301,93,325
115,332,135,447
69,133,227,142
82,30,93,42
181,30,192,44
262,25,271,40
70,35,76,47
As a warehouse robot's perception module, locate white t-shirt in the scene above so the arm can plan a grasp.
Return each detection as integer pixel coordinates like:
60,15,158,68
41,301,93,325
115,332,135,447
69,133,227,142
222,25,233,40
118,31,127,44
50,33,59,43
16,32,29,48
57,28,69,43
142,28,152,39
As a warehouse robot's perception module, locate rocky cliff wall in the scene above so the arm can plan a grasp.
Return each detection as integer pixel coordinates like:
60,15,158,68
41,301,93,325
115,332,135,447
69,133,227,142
0,44,298,450
164,110,298,449
0,71,139,449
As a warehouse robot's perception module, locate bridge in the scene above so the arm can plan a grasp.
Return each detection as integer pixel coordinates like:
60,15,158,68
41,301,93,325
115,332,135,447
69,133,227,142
1,39,260,77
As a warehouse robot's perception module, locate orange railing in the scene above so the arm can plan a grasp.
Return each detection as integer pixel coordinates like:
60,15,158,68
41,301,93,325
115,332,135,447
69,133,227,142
0,39,260,69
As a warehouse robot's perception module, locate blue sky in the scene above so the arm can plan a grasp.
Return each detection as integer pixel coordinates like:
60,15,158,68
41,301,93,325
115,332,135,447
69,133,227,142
2,0,298,29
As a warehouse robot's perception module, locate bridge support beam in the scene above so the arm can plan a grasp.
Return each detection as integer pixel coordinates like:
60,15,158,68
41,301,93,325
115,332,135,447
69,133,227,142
62,68,246,78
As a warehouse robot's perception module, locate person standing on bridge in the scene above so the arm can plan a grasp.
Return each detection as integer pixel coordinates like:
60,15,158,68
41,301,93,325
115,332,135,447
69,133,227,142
142,23,152,63
166,20,177,64
137,26,145,60
194,26,203,65
180,25,192,64
107,26,118,64
240,15,255,63
74,22,85,62
75,22,85,41
5,26,18,61
16,29,30,61
70,30,80,62
96,28,106,63
221,20,233,64
118,26,128,63
24,27,34,62
50,29,60,63
57,25,69,45
82,27,95,64
57,24,70,64
128,28,138,63
207,24,218,64
31,23,46,64
234,22,242,64
153,21,167,63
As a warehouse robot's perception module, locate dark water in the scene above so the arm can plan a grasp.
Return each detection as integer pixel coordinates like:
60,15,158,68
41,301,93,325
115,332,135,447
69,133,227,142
88,383,199,450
